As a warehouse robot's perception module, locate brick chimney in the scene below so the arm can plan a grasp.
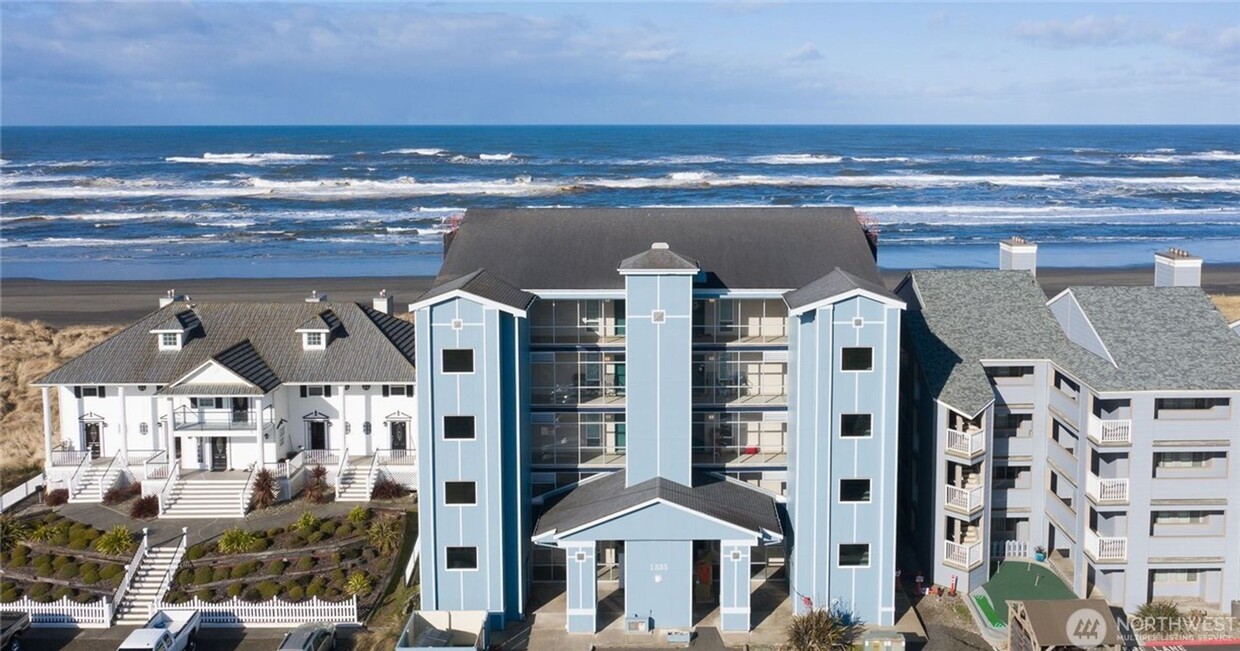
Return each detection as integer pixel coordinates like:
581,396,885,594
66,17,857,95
999,237,1038,276
1154,248,1202,287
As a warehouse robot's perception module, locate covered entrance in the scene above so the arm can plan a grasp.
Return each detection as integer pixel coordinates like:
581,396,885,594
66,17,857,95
209,437,228,471
390,420,409,450
82,420,103,459
305,413,330,450
532,471,783,634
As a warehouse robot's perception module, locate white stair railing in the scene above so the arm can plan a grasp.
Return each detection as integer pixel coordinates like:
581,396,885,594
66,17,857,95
365,453,382,500
149,528,188,617
334,447,349,499
111,527,149,621
143,450,169,481
97,451,129,501
240,463,260,516
156,459,182,515
67,453,93,497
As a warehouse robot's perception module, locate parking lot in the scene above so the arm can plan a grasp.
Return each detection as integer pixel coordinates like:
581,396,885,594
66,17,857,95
18,626,359,651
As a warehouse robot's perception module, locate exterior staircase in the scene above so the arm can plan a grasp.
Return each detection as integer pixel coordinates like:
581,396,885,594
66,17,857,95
114,545,179,625
68,459,123,503
161,478,248,518
336,464,372,502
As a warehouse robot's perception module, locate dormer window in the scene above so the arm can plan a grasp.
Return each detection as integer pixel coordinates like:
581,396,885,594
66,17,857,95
303,331,327,350
158,332,182,350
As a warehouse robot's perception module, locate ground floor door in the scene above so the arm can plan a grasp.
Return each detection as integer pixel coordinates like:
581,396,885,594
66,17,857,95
83,423,102,459
390,421,408,450
210,437,228,471
309,421,327,450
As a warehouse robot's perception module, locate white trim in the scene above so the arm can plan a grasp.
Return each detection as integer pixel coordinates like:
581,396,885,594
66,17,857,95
840,346,875,373
443,546,480,572
616,268,699,276
838,478,873,504
836,543,872,569
166,358,256,390
1046,289,1118,367
787,288,906,316
534,497,764,542
442,415,476,441
408,290,528,317
721,606,751,615
443,480,477,506
839,412,874,439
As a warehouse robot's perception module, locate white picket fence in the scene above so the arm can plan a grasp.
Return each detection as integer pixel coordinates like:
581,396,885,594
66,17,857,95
0,475,42,512
4,595,112,628
153,596,360,628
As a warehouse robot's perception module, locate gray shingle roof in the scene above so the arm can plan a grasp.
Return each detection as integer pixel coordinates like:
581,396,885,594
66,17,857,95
903,270,1240,416
211,340,280,392
415,269,536,312
435,207,881,291
38,301,417,387
159,383,262,396
533,471,783,539
784,267,900,311
151,309,201,333
1015,600,1119,646
296,311,337,332
617,244,700,272
1066,286,1240,392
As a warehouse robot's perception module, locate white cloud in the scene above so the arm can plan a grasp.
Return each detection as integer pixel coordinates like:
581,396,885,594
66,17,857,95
1013,15,1144,48
621,47,682,63
784,42,823,63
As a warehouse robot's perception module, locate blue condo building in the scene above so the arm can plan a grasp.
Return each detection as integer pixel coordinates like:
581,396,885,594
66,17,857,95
407,208,904,635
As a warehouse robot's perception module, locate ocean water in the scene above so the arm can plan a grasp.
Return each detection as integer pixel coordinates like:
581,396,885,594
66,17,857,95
2,125,1238,280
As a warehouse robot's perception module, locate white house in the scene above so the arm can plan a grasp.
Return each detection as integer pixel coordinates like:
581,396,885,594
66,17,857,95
35,290,419,518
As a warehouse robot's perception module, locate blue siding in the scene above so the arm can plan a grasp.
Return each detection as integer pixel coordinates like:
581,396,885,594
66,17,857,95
625,540,692,630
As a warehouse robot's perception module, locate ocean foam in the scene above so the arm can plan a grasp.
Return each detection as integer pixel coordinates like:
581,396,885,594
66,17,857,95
479,153,515,161
165,152,333,164
382,148,446,156
747,154,844,165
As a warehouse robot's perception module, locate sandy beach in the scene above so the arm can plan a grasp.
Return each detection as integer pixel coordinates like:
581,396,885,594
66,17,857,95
3,264,1239,327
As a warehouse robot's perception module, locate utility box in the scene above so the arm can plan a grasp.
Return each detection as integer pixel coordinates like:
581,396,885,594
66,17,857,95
624,616,650,633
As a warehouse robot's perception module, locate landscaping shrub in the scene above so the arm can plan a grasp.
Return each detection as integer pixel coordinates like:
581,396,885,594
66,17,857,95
227,582,244,597
94,525,135,556
304,465,330,504
266,527,282,538
102,481,141,506
44,489,68,506
195,589,214,602
318,521,336,536
306,531,324,544
55,562,80,581
361,548,377,562
186,544,207,561
306,578,325,598
329,569,346,583
193,566,213,585
345,571,372,595
52,555,72,569
52,586,74,601
257,581,280,600
243,586,261,602
367,518,402,555
296,557,316,572
250,537,269,552
217,528,260,555
130,496,160,519
26,521,67,545
27,582,51,600
347,506,370,525
249,468,279,511
286,585,305,602
1136,602,1185,636
0,587,18,602
98,564,123,580
68,537,90,550
164,590,187,604
9,546,27,566
264,560,286,575
212,567,230,582
785,606,864,651
80,566,100,585
370,478,406,500
335,524,352,539
295,511,319,533
35,564,55,578
230,565,249,580
331,551,342,565
0,516,28,553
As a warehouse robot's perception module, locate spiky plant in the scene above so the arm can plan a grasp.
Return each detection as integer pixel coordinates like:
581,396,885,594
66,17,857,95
347,505,370,525
303,465,330,504
345,571,372,595
1135,601,1184,636
25,521,67,544
295,511,319,534
93,526,135,556
0,517,28,553
784,605,864,650
366,518,402,555
249,468,279,511
217,527,260,555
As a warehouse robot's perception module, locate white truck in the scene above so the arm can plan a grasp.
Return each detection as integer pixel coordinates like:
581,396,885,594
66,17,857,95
116,609,201,651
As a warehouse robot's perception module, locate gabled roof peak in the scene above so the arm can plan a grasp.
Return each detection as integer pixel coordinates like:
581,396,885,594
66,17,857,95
617,242,699,274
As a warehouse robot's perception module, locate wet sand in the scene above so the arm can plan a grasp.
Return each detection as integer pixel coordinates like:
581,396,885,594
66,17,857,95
3,265,1239,328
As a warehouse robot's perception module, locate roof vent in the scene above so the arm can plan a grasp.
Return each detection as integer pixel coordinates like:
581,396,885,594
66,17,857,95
305,290,328,303
999,237,1038,276
651,242,670,250
1155,248,1202,287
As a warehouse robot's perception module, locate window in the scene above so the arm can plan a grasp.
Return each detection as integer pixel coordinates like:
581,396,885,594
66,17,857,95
190,397,224,409
160,333,179,348
388,385,407,396
987,366,1033,378
841,347,873,371
1156,398,1229,411
444,416,475,440
1054,372,1079,396
841,414,872,438
1155,452,1210,468
303,332,324,349
1152,511,1208,525
306,386,325,397
445,547,478,570
838,544,870,567
444,481,477,505
442,349,474,373
80,386,100,398
839,479,871,503
1153,570,1200,584
993,465,1030,490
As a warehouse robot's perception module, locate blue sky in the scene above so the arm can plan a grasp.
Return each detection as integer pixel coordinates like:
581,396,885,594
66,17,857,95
3,2,1237,125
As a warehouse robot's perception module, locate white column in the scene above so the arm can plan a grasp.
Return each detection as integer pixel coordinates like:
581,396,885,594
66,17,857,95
118,386,129,460
42,387,54,470
163,397,176,465
338,385,347,456
255,396,266,467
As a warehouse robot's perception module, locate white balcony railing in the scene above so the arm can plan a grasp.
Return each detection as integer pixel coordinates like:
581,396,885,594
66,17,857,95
1087,416,1132,445
1085,475,1130,504
1085,529,1128,562
944,540,984,570
945,484,985,514
172,406,257,431
49,449,92,467
945,428,985,458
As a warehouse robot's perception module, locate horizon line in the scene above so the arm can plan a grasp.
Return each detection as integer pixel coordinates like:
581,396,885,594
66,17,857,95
4,123,1239,129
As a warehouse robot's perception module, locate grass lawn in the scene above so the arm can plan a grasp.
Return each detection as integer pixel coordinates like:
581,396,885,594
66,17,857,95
977,560,1076,628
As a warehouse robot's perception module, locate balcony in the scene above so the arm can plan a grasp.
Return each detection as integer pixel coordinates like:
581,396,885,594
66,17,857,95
1085,475,1130,505
1084,529,1128,562
945,483,985,516
945,428,985,459
692,444,787,466
172,407,257,431
529,299,625,346
531,351,625,407
1087,416,1132,445
692,351,788,406
531,383,625,407
944,540,984,570
692,298,788,345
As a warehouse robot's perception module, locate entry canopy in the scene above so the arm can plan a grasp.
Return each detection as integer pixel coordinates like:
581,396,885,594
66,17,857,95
532,471,784,546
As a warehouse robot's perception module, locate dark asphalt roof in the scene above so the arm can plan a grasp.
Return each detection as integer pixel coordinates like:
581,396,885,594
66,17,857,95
38,301,418,387
1015,600,1119,646
151,309,201,333
435,207,881,291
618,244,700,272
533,470,783,540
415,269,537,312
784,267,900,311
